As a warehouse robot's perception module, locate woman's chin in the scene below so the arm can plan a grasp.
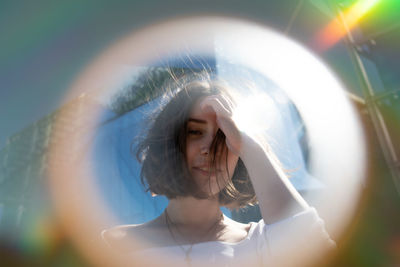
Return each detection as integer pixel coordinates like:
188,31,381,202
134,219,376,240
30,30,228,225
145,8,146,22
194,183,226,198
190,172,229,198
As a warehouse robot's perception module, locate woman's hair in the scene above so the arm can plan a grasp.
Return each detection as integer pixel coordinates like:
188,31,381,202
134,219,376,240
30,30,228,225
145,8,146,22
136,72,257,208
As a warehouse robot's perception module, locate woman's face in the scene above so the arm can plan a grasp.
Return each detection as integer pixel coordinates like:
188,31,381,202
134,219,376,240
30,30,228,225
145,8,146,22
185,97,239,196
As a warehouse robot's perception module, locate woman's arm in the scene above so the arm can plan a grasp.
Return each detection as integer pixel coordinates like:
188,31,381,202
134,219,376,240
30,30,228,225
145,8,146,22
239,135,309,224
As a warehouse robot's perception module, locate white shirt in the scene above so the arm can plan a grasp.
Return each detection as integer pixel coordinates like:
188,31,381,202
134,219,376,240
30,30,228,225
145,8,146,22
129,208,335,267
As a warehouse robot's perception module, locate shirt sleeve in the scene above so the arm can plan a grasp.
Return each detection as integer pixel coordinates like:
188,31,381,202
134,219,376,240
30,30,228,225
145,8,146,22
252,207,336,266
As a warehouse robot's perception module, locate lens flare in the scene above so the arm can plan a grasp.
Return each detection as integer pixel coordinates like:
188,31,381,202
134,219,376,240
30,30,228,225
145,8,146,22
315,0,381,50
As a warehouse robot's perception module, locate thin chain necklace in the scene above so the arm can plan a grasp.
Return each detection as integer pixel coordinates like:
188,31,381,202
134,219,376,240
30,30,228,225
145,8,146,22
164,209,223,266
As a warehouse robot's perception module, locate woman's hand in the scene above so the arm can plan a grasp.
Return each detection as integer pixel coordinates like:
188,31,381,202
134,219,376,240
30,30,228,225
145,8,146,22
201,94,309,224
200,95,242,155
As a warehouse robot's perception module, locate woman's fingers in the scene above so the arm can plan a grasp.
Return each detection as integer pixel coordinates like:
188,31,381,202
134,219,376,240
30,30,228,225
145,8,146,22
200,95,242,154
218,94,236,113
200,96,232,118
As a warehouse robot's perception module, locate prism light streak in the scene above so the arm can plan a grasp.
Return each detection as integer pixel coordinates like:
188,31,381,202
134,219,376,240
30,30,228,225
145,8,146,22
315,0,381,50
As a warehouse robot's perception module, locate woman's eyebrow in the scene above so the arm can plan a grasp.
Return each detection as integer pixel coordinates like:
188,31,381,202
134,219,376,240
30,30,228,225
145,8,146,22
188,118,207,124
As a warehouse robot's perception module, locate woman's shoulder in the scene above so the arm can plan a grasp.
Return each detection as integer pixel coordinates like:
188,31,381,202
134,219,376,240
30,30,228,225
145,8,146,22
101,223,141,242
102,216,169,252
219,216,253,243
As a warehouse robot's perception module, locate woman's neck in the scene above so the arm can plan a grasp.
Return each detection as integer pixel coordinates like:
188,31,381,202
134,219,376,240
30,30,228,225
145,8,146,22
166,196,223,229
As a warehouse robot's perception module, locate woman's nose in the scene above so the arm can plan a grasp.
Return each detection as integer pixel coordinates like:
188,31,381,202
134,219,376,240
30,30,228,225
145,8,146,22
200,145,209,155
200,136,213,155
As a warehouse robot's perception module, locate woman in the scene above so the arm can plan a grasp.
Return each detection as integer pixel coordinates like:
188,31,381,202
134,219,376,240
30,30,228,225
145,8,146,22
102,73,335,266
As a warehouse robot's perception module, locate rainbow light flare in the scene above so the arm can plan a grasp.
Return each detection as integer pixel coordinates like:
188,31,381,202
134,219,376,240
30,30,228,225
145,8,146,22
315,0,381,50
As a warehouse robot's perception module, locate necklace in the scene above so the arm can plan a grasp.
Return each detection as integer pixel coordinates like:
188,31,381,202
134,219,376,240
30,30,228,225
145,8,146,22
164,209,223,266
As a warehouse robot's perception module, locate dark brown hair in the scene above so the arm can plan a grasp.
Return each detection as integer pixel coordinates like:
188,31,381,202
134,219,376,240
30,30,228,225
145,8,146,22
136,73,257,208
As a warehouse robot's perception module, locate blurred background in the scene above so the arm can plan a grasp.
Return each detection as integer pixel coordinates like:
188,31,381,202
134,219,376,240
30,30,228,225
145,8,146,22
1,0,399,266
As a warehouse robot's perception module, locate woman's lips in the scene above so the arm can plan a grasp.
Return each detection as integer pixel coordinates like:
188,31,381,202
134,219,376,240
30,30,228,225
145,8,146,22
193,167,221,177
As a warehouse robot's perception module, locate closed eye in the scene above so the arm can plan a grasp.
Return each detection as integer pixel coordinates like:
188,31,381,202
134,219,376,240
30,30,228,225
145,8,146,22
188,130,203,135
